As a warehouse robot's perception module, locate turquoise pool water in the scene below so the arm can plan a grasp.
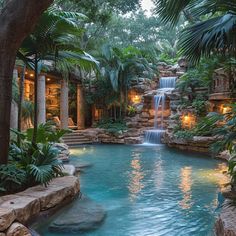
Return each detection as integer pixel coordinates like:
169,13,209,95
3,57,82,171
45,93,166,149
37,144,227,236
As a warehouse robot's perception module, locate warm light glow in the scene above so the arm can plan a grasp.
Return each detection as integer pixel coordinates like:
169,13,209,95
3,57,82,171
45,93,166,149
25,71,28,75
181,113,196,129
47,78,51,81
30,73,34,77
184,115,189,121
222,106,231,114
131,94,141,104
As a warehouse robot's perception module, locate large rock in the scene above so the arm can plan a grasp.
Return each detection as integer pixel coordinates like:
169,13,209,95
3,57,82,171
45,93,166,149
52,143,70,162
0,208,15,231
125,137,142,144
49,195,106,233
6,222,31,236
0,195,40,224
215,199,236,236
18,176,80,210
63,165,76,176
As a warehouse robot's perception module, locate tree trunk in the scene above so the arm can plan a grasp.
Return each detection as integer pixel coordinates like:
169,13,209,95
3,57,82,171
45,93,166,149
0,0,53,164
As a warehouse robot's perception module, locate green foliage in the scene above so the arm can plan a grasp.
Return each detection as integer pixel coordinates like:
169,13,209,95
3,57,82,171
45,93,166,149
0,164,27,194
0,143,63,195
228,152,236,187
102,11,184,58
22,100,34,121
174,130,194,140
158,52,179,64
127,105,137,117
193,112,222,137
177,57,222,99
24,122,71,144
96,119,127,134
210,104,236,154
0,123,68,195
192,96,209,116
155,0,236,63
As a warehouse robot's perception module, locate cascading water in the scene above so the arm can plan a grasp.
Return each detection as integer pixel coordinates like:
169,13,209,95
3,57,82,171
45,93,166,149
143,77,176,145
160,76,176,89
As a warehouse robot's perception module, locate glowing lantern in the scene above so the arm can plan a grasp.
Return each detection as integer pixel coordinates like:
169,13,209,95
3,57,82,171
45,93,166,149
181,113,196,129
222,106,231,114
132,95,141,104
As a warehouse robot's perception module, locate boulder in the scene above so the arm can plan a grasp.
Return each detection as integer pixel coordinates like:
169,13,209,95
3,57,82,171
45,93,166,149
18,176,80,210
49,195,106,233
75,162,93,169
0,208,15,231
6,222,31,236
215,199,236,236
63,165,76,176
125,137,142,144
52,143,70,162
0,195,40,224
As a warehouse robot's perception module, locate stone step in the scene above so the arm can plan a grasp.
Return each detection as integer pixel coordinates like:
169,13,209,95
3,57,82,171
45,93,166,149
63,136,89,141
63,140,92,145
64,133,86,138
65,141,93,146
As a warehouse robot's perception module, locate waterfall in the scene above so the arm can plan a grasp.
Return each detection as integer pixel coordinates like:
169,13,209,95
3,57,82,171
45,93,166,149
159,77,176,89
154,94,165,129
143,77,176,145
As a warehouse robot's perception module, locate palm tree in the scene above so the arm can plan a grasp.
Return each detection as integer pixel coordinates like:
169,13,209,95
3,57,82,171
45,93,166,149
99,45,154,118
155,0,236,63
20,7,98,145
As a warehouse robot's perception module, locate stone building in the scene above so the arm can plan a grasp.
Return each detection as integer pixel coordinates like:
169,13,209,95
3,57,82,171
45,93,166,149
11,67,86,130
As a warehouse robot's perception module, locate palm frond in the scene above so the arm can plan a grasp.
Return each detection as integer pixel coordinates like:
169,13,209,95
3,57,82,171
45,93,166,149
179,13,236,64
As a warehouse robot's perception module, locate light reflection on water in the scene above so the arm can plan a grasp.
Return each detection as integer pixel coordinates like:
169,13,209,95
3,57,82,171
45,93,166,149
37,145,230,236
128,152,144,202
179,167,193,210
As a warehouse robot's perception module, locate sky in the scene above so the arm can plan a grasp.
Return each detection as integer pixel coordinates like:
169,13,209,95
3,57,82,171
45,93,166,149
141,0,155,16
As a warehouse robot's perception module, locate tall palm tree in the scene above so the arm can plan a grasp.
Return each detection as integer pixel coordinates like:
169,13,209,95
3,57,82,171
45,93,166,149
155,0,236,63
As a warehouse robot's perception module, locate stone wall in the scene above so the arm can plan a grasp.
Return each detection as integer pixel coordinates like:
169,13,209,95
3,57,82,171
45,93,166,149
0,176,80,236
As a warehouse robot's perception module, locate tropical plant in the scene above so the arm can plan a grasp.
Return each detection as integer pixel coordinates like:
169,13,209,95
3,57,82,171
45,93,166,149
155,0,236,63
0,141,64,195
174,130,194,140
0,164,27,194
98,45,154,119
12,122,71,145
96,118,127,134
210,104,236,154
228,152,236,189
192,112,222,137
192,96,209,116
127,105,137,117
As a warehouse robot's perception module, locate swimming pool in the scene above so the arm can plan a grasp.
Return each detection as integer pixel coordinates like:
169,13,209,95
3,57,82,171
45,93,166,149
36,144,227,236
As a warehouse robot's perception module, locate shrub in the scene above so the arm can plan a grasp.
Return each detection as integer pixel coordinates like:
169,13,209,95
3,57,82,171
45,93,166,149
0,123,66,195
0,164,27,195
174,130,194,140
24,122,71,143
96,119,127,134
